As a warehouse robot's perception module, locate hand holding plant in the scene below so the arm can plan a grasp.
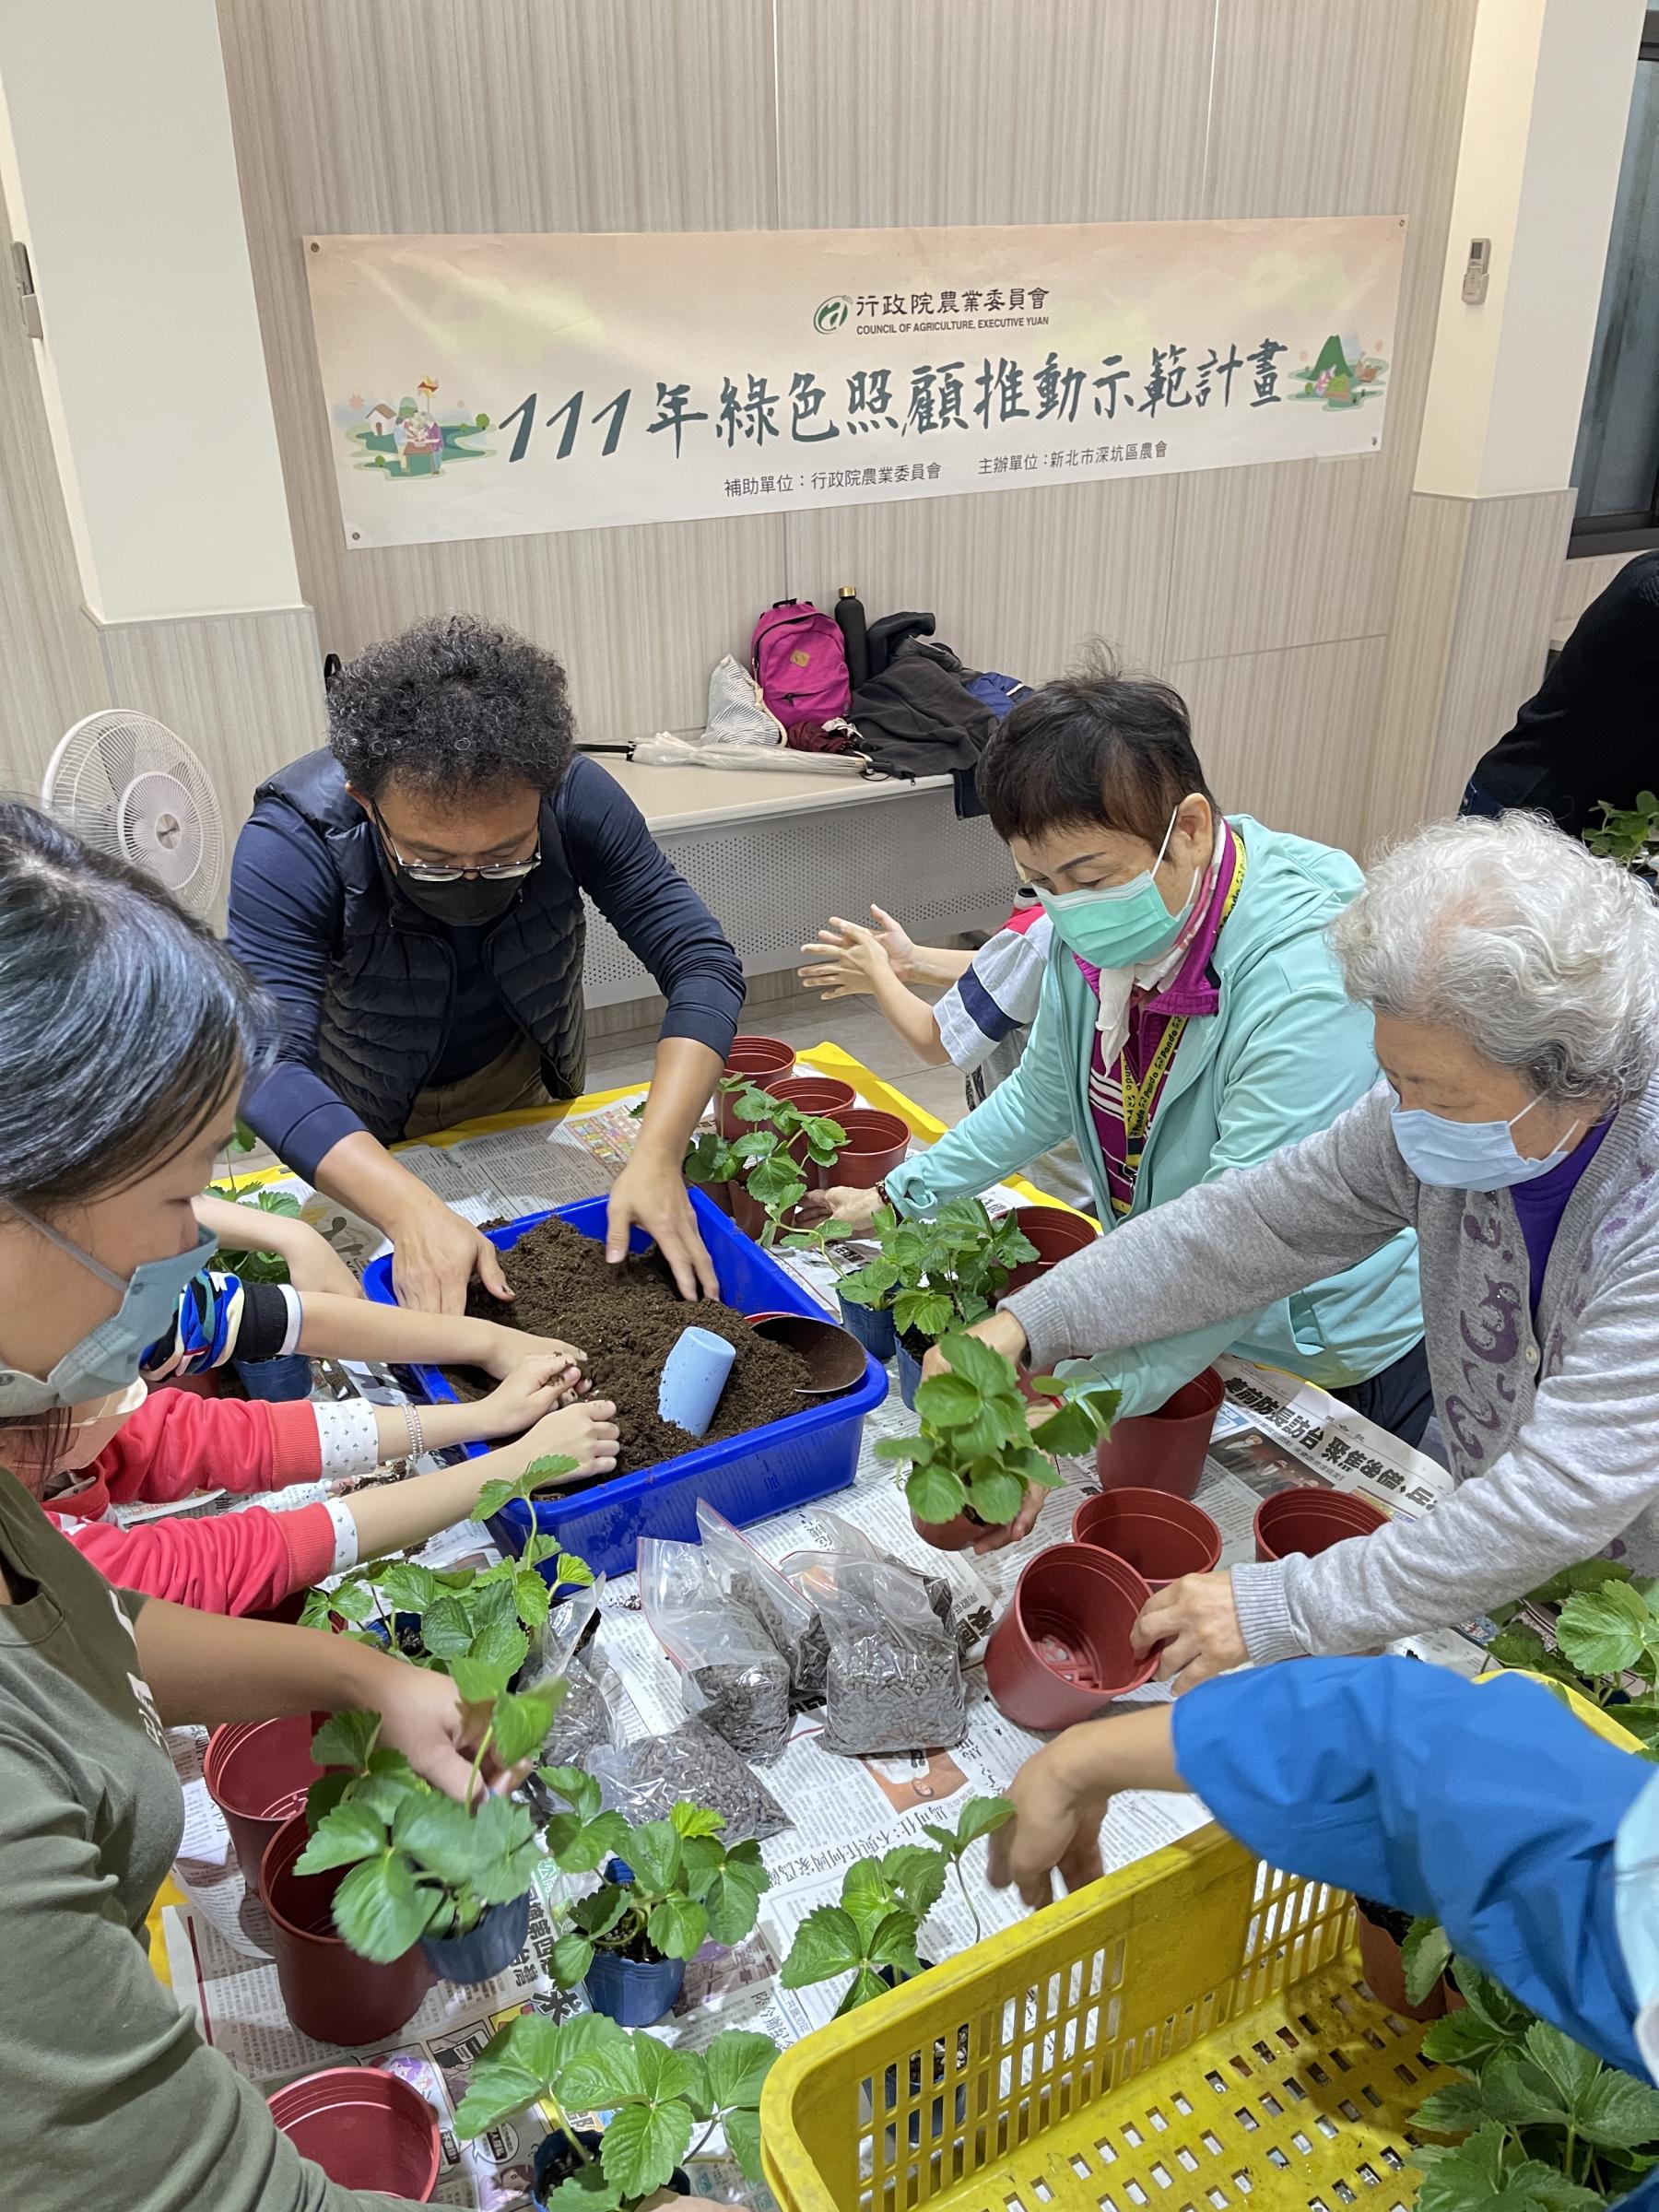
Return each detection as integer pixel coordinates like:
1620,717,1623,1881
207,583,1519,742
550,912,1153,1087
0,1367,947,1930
876,1330,1119,1532
839,1199,1037,1343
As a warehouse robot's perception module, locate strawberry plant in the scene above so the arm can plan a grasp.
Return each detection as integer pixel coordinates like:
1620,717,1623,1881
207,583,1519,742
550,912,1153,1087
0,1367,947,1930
535,1766,770,1983
300,1508,589,1683
454,2010,778,2209
838,1198,1036,1347
1485,1562,1659,1751
876,1330,1119,1531
296,1670,559,1959
780,1795,1012,2014
203,1185,307,1286
1584,792,1659,874
685,1081,847,1248
1403,1931,1659,2209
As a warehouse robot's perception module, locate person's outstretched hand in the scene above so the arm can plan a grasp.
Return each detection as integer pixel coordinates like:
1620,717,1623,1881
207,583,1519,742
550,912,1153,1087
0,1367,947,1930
606,1150,718,1300
795,1182,883,1233
375,1663,531,1803
988,1707,1179,1909
1133,1571,1246,1693
798,913,895,998
391,1194,512,1315
473,1352,588,1441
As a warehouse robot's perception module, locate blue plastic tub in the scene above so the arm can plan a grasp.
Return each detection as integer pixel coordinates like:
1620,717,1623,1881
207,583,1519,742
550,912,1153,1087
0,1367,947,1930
361,1189,885,1583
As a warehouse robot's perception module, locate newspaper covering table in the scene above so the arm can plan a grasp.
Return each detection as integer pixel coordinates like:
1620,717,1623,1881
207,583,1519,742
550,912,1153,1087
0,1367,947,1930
163,1066,1476,2206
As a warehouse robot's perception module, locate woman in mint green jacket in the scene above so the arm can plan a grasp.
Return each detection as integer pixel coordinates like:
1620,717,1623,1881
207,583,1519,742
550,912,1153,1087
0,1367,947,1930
811,661,1424,1441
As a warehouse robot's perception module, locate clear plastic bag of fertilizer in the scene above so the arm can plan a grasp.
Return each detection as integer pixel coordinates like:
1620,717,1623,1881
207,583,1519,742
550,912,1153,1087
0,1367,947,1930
588,1719,791,1843
695,1500,826,1709
639,1535,792,1761
811,1555,967,1758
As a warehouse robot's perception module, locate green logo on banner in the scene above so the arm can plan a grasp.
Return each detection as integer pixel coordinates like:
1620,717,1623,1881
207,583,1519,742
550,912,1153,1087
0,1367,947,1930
814,296,852,333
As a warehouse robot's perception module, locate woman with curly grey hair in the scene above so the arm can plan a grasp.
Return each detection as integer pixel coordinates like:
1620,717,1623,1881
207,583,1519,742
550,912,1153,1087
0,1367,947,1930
935,810,1659,1687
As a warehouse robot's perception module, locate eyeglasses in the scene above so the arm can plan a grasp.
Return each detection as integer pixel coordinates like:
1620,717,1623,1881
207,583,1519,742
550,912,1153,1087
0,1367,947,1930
372,804,541,885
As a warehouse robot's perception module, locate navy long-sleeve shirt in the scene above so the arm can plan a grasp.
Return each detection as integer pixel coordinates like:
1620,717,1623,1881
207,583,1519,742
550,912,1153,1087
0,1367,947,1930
229,755,744,1179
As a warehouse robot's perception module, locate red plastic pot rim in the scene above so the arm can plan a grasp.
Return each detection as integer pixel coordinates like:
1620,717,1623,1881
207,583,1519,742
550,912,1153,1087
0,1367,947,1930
1011,1542,1159,1693
260,1814,350,1946
1071,1488,1223,1575
1010,1205,1099,1253
1257,1485,1388,1524
830,1107,911,1144
760,1074,857,1113
1121,1368,1225,1426
203,1714,319,1818
724,1037,795,1073
267,2066,441,2202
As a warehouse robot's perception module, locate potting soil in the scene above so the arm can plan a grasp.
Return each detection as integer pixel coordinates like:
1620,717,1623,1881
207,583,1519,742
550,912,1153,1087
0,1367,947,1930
453,1215,815,1477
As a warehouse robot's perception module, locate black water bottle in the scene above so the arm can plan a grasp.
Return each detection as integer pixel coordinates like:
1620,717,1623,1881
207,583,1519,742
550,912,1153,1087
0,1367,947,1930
835,584,869,691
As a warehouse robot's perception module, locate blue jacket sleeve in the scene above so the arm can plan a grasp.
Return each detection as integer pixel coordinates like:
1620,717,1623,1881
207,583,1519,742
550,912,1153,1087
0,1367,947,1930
559,757,744,1055
227,803,365,1178
1171,1658,1650,2077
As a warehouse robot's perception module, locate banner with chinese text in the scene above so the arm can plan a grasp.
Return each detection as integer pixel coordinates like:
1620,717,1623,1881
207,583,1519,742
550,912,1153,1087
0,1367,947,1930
303,217,1406,549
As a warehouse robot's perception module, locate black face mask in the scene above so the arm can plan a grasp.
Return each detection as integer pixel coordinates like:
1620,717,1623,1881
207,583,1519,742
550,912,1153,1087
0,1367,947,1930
395,869,530,927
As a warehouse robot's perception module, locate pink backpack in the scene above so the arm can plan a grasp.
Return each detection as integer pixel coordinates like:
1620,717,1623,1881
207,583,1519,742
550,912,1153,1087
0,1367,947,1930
750,600,851,724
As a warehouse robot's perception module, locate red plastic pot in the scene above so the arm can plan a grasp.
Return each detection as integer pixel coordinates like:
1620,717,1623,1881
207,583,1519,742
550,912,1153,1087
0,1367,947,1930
1071,1487,1223,1590
1000,1204,1099,1296
1095,1367,1225,1501
268,2065,441,2200
910,1503,986,1552
985,1543,1159,1731
260,1816,430,2048
1355,1913,1447,2024
204,1716,324,1883
1253,1486,1388,1563
762,1073,857,1132
812,1107,911,1191
715,1037,795,1137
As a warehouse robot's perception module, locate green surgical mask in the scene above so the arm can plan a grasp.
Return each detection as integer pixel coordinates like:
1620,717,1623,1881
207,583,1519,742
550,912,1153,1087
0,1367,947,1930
1034,812,1199,969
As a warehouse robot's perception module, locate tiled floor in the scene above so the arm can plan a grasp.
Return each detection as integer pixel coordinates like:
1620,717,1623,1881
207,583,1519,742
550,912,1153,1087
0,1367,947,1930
584,993,974,1129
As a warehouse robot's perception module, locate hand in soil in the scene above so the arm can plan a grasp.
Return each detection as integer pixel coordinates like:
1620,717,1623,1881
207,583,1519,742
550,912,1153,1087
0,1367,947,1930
474,1351,589,1441
475,1320,587,1382
1133,1570,1245,1694
606,1151,718,1300
482,1399,620,1488
453,1215,816,1481
392,1194,513,1314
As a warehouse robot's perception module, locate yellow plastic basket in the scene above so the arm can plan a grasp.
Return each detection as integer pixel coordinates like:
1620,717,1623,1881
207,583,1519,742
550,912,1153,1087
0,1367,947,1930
761,1676,1642,2212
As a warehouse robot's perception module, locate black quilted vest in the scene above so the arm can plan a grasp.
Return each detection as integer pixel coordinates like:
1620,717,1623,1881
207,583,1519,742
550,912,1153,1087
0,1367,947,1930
253,749,587,1143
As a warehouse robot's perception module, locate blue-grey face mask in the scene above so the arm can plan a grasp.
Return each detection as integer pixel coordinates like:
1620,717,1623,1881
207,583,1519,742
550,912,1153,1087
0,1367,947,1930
1390,1094,1582,1193
0,1206,218,1418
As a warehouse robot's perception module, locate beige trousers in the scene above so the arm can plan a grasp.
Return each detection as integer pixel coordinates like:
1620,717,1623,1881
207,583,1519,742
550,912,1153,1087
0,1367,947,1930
403,1033,553,1139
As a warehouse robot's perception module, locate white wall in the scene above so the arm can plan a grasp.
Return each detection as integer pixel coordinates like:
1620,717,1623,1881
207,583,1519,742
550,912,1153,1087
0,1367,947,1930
1416,0,1645,500
0,0,301,621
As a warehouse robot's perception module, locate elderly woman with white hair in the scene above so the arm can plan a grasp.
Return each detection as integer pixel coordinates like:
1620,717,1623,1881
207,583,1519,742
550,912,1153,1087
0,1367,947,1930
933,810,1659,1688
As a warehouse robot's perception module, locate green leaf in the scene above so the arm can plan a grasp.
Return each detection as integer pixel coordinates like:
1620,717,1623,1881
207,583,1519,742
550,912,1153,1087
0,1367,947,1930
1413,2124,1512,2212
781,1904,865,1988
512,1569,551,1631
700,1859,769,1946
670,1801,724,1840
955,1795,1016,1847
866,1910,924,1980
701,2028,779,2118
1030,1396,1111,1458
555,1551,594,1587
1559,1582,1652,1678
913,1371,982,1428
1450,1955,1536,2041
631,2033,701,2107
626,1818,681,1894
894,1288,954,1341
389,1790,480,1883
467,1616,531,1681
311,1708,379,1771
1422,2004,1526,2073
599,2100,696,2206
488,1686,555,1769
304,1771,351,1827
294,1798,388,1872
545,2164,624,2211
557,2012,640,2109
1403,1917,1455,2008
1575,2065,1659,2149
841,1856,898,1929
321,1577,381,1626
833,1966,892,2017
647,1892,710,1960
550,1930,596,1988
418,1593,475,1659
1484,1627,1583,1687
882,1842,948,1919
725,2106,764,2184
330,1850,438,1960
572,1883,632,1940
548,1808,630,1875
374,1560,439,1615
1524,2019,1604,2119
537,1763,600,1823
453,2018,560,2139
1412,2082,1488,2136
906,1462,968,1525
447,1653,514,1705
965,1466,1028,1527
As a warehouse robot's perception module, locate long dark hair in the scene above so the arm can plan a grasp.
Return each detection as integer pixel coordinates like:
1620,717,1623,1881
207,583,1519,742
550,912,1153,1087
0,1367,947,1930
0,801,271,1212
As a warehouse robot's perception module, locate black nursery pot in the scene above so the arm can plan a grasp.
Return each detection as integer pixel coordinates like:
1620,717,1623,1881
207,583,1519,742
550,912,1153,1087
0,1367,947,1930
532,2130,690,2207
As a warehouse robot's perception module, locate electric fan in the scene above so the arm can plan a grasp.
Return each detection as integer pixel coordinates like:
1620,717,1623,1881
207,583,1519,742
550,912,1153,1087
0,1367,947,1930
41,710,227,922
